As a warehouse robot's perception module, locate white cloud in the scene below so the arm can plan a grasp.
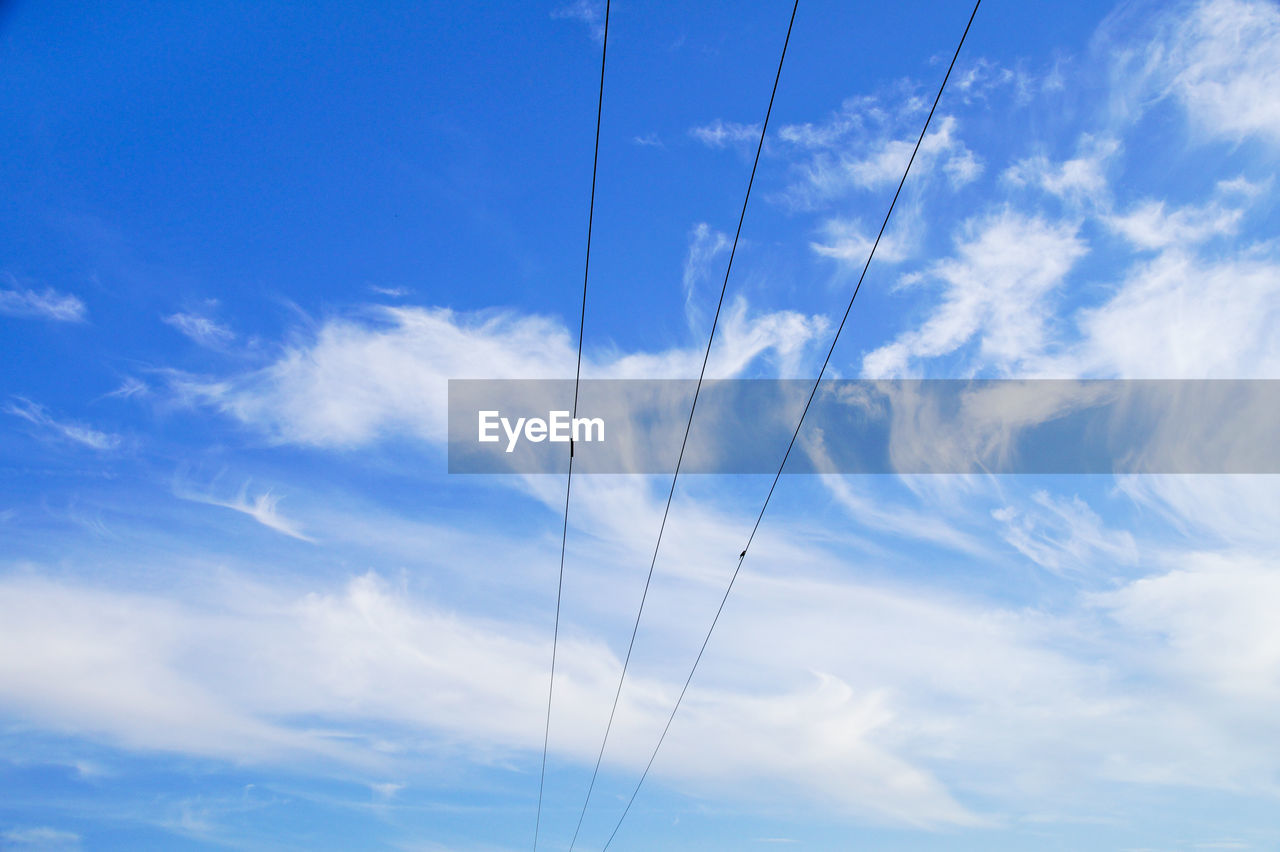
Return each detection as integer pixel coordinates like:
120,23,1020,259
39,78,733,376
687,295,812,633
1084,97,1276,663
1064,249,1280,378
993,491,1138,576
1117,475,1280,549
861,209,1087,377
1003,135,1121,205
857,211,1279,383
1133,0,1280,145
0,570,979,825
179,303,827,447
867,1,1280,386
943,145,983,187
176,307,573,446
776,92,911,150
6,470,1280,828
101,377,149,400
370,781,403,798
952,57,1017,102
784,115,982,207
0,284,86,322
551,0,605,43
1215,175,1270,198
0,827,81,850
175,480,314,542
4,398,121,451
809,217,909,267
164,312,234,347
23,521,1266,830
813,470,989,556
856,0,1280,390
689,119,760,149
682,222,731,330
719,550,1280,802
0,574,380,767
1096,553,1280,703
1105,198,1244,250
9,2,1280,839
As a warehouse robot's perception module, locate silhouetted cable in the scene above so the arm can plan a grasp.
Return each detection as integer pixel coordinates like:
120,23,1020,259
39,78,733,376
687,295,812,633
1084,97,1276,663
598,2,982,847
566,2,800,849
535,3,610,849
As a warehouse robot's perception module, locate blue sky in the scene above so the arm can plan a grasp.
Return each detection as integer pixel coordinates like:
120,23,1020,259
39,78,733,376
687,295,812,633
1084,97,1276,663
3,0,1280,849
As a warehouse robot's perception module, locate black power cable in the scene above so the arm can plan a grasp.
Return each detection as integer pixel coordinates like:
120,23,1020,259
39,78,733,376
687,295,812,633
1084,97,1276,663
597,2,982,848
534,2,610,849
567,2,801,849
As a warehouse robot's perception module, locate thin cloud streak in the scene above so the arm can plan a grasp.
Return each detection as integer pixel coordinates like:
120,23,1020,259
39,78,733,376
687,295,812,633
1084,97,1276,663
175,480,314,542
0,283,86,322
4,398,121,451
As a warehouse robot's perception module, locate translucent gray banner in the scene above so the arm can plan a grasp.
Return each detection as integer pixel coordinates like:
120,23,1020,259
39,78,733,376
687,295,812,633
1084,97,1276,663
447,380,1280,474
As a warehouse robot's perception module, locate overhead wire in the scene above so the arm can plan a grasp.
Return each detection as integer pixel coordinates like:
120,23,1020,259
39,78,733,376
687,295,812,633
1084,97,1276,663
596,1,983,847
566,1,801,848
534,2,611,849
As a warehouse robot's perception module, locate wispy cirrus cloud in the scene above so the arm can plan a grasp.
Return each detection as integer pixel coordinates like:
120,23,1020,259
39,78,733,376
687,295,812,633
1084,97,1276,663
0,826,81,850
861,209,1087,377
993,490,1138,576
1103,186,1249,250
7,469,1280,829
1114,0,1280,145
6,1,1280,845
12,532,1280,829
809,217,911,267
368,284,412,298
689,119,761,150
873,0,1280,385
777,107,983,208
175,479,313,542
174,302,827,448
551,0,605,43
951,56,1020,103
682,222,731,330
0,282,86,322
1002,134,1120,206
164,312,234,347
1106,200,1241,250
0,569,978,825
4,398,121,451
101,377,149,400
